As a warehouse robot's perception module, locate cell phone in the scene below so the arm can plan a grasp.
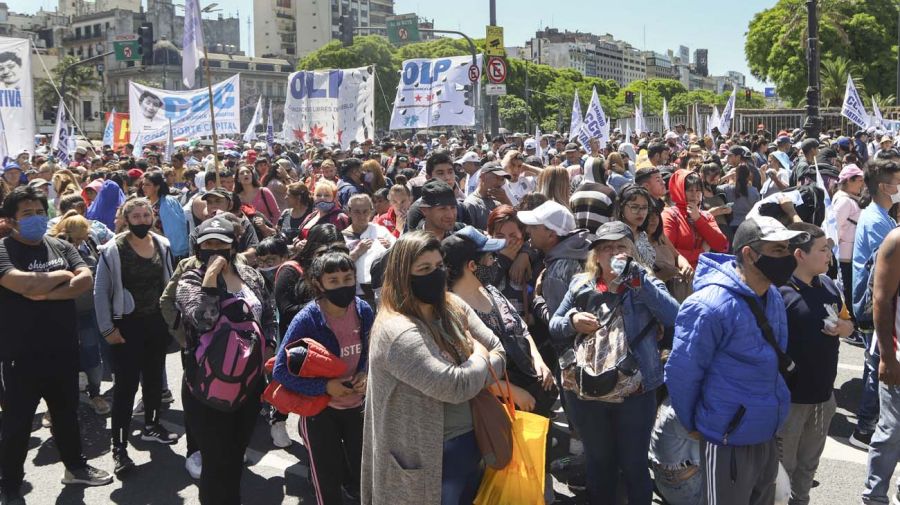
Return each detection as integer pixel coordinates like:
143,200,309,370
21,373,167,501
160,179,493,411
726,202,735,208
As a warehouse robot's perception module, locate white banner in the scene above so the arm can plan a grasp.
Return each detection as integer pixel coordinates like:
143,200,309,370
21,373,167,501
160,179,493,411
583,86,609,148
569,90,583,141
719,85,737,134
282,67,374,148
390,55,483,130
662,98,670,133
129,74,241,144
0,37,35,156
872,97,885,128
841,75,870,129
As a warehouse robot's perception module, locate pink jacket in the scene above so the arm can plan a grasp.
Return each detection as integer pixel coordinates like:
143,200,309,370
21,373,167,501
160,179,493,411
832,190,861,261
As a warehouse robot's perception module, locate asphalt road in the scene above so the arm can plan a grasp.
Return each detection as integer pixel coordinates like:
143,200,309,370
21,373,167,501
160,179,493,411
12,338,890,504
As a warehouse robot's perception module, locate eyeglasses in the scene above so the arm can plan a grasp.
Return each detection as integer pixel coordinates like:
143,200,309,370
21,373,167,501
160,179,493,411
625,204,649,213
597,244,629,253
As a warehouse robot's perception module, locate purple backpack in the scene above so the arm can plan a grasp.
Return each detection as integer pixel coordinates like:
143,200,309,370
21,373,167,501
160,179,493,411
187,296,265,412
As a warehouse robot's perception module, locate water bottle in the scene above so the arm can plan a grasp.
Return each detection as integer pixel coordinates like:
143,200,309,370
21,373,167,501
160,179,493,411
611,256,629,277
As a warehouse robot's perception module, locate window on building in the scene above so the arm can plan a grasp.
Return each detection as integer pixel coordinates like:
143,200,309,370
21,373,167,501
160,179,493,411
75,27,81,39
83,100,92,120
93,24,101,37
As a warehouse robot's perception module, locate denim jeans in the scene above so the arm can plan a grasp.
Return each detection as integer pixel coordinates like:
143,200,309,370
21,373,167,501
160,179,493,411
563,389,657,505
863,384,900,504
441,431,483,505
76,311,103,398
858,330,881,433
654,465,702,505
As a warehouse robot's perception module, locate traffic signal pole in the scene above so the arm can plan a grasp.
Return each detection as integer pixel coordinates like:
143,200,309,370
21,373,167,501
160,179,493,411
489,0,499,137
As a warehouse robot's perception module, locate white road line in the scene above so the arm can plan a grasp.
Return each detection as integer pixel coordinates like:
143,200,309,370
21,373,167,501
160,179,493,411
838,363,865,372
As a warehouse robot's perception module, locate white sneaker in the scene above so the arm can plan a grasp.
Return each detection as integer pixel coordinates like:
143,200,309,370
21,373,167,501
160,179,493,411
569,438,584,456
185,451,202,480
270,421,291,448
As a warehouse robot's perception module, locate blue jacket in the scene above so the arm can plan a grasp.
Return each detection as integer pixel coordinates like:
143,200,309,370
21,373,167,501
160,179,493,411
665,253,790,446
549,268,679,392
273,297,374,397
337,177,365,208
852,202,895,320
158,194,190,258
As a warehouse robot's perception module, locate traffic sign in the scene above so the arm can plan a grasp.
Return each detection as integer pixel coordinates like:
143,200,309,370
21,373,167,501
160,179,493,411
486,56,507,84
386,14,420,46
485,26,505,57
113,34,140,62
468,64,480,83
485,84,507,96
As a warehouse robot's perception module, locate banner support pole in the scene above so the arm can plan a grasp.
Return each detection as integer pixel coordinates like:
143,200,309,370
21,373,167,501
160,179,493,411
203,45,220,187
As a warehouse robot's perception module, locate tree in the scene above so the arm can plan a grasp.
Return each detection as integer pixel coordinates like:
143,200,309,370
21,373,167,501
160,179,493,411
669,90,719,114
497,95,530,132
34,55,100,125
819,56,861,108
746,0,898,105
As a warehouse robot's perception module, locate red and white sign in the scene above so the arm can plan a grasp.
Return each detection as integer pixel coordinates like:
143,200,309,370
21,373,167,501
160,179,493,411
468,64,480,83
487,56,507,84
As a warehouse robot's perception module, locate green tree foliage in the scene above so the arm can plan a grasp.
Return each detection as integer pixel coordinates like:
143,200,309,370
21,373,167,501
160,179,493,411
746,0,898,106
299,35,764,132
35,55,101,124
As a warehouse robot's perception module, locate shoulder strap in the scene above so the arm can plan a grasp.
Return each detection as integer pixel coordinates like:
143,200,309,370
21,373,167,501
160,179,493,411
738,293,796,377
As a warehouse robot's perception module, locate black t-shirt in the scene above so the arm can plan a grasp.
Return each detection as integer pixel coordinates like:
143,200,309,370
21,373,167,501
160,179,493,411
0,236,86,359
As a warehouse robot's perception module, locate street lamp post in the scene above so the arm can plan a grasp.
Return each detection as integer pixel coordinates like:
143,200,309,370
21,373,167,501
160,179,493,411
803,0,822,139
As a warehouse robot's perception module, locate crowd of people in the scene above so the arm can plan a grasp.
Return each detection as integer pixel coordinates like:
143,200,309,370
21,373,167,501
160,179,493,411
0,121,898,505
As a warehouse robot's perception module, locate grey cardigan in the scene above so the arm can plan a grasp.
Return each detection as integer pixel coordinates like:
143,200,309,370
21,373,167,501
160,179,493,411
93,232,174,337
361,296,506,505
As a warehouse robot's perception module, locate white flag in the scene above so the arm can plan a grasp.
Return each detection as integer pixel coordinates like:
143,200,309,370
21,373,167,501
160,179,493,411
662,98,670,133
706,114,712,137
815,161,839,257
243,96,263,143
0,110,9,166
710,106,721,135
132,131,144,160
50,97,66,154
624,121,631,146
102,107,116,147
693,104,701,134
266,99,275,157
719,85,737,134
534,125,543,163
583,86,609,148
182,0,205,88
165,118,174,163
569,90,583,141
872,96,884,128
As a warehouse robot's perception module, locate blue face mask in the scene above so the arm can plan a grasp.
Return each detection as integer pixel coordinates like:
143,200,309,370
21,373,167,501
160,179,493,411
17,214,49,242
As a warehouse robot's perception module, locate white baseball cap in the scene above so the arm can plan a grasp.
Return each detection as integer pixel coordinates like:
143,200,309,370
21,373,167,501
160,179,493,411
517,201,576,236
523,138,537,150
458,151,480,164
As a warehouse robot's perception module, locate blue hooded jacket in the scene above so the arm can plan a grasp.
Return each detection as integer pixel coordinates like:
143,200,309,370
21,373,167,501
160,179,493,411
664,253,790,446
86,180,125,231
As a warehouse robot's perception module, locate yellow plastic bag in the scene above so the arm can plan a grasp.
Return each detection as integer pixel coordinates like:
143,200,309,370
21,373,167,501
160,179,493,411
473,409,550,505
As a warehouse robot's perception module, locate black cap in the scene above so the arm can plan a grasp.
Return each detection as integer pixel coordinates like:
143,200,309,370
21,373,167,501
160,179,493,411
634,166,660,185
196,216,236,244
728,145,752,159
800,138,820,154
201,188,232,201
480,162,510,178
419,179,457,208
590,220,635,246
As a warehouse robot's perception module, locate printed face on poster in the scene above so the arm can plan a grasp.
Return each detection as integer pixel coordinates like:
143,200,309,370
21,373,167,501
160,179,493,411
128,74,241,144
0,37,35,155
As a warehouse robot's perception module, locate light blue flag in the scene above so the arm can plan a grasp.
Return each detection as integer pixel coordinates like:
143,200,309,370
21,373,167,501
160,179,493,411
266,100,275,157
102,108,116,147
182,0,205,88
569,90,583,141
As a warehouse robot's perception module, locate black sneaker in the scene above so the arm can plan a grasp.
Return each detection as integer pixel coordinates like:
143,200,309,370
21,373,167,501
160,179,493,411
61,464,113,486
141,424,179,445
849,429,873,450
160,389,175,404
566,472,587,494
842,332,865,347
112,448,135,477
0,488,25,505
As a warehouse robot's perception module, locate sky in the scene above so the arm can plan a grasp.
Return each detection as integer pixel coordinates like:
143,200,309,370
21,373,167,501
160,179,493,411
12,0,773,89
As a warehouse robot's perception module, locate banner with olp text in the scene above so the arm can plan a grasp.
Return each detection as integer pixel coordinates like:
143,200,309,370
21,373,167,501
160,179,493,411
282,66,374,148
390,54,483,130
128,74,241,144
0,37,35,156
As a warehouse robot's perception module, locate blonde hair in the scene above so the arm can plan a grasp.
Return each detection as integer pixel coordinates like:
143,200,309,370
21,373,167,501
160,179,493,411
50,209,90,243
377,231,471,358
315,179,337,197
582,239,636,281
52,169,81,197
537,166,571,207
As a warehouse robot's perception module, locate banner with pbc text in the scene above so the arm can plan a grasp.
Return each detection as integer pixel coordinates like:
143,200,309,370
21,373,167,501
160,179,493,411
390,54,483,130
282,66,374,149
104,112,131,151
0,37,35,156
129,74,241,144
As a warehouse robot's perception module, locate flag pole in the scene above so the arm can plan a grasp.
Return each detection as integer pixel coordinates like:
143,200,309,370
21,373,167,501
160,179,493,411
203,45,220,188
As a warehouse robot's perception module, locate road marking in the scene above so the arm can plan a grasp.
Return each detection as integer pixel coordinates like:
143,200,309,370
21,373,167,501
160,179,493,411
821,437,868,466
838,363,865,373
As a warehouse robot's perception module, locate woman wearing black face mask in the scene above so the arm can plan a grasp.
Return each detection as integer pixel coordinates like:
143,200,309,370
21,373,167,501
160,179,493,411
272,251,373,505
93,197,178,476
362,231,506,505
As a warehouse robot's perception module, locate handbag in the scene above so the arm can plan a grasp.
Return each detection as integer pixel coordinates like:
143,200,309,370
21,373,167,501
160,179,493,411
470,363,515,469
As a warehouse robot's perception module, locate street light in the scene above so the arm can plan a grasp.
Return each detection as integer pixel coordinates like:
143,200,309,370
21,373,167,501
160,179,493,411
802,0,822,139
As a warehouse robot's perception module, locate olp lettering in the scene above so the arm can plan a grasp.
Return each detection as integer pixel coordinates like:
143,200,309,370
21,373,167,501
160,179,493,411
289,70,344,100
402,59,451,86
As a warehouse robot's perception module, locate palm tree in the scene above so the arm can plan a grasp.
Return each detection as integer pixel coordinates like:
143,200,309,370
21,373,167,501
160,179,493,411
819,56,863,108
34,55,100,125
869,93,896,112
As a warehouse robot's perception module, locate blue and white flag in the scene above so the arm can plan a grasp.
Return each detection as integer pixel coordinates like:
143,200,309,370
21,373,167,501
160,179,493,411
182,0,205,88
841,75,870,129
50,97,65,154
243,96,263,143
569,90,583,141
56,118,70,165
872,96,885,128
132,131,144,160
662,98,670,133
165,118,174,163
102,107,116,147
583,86,609,148
266,99,275,157
719,85,737,134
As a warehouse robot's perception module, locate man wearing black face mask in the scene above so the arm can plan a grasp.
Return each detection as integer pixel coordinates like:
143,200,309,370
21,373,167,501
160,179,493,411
665,216,808,505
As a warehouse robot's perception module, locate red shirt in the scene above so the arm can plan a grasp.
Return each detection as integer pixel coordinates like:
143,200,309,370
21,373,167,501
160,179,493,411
373,207,400,238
